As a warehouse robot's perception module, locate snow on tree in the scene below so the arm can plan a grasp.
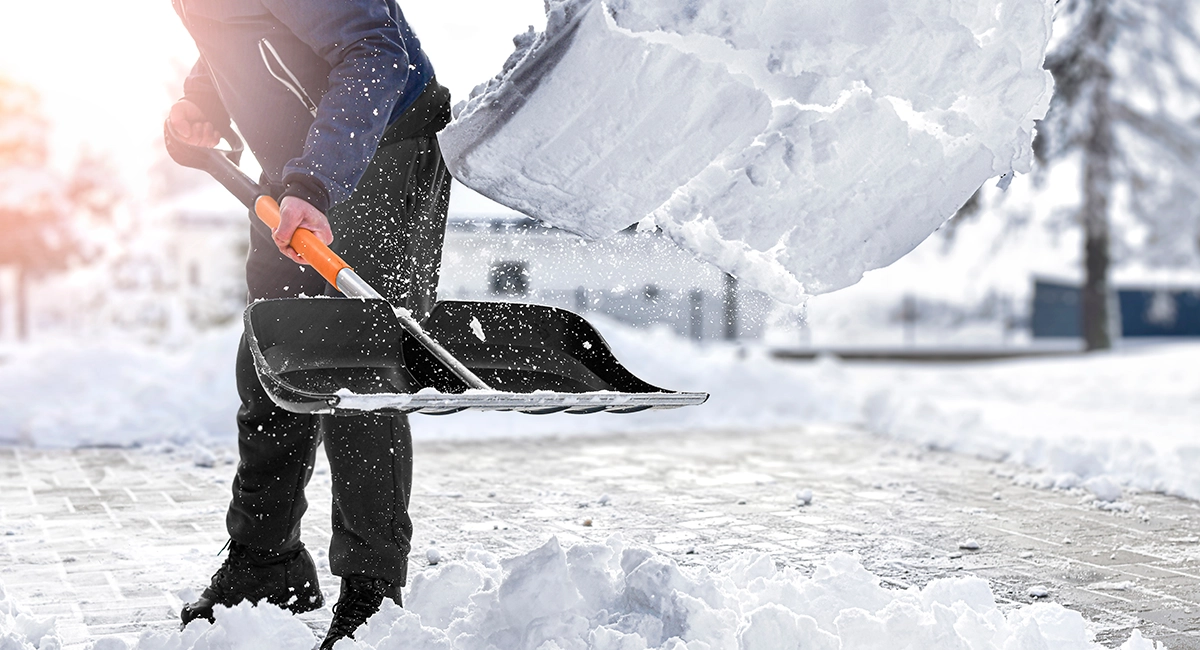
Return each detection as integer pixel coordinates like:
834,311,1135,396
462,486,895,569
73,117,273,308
1035,0,1200,350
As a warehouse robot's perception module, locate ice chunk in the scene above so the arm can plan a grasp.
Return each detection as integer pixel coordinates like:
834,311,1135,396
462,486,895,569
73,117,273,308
469,316,486,342
1028,585,1051,598
441,0,1055,303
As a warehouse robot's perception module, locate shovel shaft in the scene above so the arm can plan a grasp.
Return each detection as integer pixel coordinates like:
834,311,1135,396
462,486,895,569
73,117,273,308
255,196,491,392
337,267,491,391
254,196,352,290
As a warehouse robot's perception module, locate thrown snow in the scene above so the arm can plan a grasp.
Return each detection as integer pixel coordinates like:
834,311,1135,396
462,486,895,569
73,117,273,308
469,316,486,342
440,0,1055,302
31,538,1160,650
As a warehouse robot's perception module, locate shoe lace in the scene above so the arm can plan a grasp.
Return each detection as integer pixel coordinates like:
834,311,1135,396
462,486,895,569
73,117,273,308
328,579,387,640
207,541,251,599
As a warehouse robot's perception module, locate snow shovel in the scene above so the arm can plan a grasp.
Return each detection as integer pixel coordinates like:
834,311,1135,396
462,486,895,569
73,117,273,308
164,122,709,415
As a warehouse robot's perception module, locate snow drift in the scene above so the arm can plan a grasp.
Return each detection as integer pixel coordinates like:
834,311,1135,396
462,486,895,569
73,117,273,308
127,538,1162,650
439,0,1056,303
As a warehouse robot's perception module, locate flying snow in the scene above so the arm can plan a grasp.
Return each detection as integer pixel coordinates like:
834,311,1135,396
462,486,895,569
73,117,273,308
439,0,1055,303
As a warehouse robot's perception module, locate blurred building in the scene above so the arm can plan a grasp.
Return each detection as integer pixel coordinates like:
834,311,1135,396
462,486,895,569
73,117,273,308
439,215,773,341
70,189,772,342
162,199,249,329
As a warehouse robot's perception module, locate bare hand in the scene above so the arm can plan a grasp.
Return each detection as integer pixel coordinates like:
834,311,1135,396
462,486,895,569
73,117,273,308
168,99,220,147
274,196,334,265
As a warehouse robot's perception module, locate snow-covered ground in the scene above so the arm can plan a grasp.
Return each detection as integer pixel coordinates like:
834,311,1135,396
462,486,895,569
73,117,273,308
2,425,1187,650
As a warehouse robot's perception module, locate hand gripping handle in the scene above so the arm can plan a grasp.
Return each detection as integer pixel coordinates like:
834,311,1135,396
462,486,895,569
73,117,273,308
163,118,354,292
253,196,352,292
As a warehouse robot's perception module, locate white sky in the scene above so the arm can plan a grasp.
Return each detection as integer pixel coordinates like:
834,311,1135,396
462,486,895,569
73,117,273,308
0,0,547,204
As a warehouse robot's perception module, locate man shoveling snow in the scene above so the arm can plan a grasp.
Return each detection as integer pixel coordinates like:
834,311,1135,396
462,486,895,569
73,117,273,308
160,0,1056,647
168,0,451,647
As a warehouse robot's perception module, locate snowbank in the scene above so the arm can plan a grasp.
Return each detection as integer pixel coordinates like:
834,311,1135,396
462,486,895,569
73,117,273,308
440,0,1056,302
135,599,316,650
857,342,1200,501
0,325,238,447
0,581,60,650
125,538,1161,650
3,317,1199,506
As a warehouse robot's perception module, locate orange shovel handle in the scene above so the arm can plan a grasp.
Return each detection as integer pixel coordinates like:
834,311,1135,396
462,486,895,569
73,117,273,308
254,196,351,291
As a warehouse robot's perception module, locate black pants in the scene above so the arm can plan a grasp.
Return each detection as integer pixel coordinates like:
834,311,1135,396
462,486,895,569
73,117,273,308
227,128,450,592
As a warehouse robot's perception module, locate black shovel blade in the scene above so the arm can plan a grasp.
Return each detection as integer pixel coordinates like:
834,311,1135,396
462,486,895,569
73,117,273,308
244,297,708,415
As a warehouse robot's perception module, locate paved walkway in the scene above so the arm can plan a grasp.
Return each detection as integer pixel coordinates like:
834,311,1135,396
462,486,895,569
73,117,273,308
1,426,1198,648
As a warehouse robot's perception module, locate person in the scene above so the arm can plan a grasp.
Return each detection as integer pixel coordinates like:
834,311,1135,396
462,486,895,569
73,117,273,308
166,1,451,647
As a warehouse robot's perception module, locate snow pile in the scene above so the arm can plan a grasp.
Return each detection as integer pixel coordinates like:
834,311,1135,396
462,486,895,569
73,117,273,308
859,342,1200,500
440,0,1055,302
0,325,238,447
132,538,1161,650
0,581,60,650
415,318,860,440
136,600,316,650
0,317,858,447
4,314,1200,508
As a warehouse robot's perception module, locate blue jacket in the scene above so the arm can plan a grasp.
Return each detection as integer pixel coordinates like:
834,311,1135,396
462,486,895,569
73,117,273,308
173,0,435,213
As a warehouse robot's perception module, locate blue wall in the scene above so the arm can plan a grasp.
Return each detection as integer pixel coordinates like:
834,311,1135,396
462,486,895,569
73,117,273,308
1032,280,1200,338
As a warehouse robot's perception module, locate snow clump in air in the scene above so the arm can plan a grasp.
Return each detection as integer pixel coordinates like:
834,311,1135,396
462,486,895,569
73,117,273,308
132,537,1161,650
440,0,1056,303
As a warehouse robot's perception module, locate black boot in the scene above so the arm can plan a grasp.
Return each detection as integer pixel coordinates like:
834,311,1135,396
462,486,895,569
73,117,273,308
319,576,390,650
180,540,324,626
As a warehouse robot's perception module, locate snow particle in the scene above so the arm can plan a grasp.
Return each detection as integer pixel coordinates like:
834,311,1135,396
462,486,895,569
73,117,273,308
796,489,813,505
959,539,981,551
1028,585,1051,598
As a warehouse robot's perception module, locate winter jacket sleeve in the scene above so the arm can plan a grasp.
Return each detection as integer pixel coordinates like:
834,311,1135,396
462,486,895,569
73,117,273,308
259,0,413,214
183,58,232,132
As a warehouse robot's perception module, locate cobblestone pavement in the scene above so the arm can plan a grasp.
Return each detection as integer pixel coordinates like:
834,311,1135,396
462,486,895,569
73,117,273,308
1,425,1199,648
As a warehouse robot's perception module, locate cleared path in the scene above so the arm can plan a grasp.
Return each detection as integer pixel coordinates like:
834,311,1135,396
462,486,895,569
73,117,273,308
1,426,1198,648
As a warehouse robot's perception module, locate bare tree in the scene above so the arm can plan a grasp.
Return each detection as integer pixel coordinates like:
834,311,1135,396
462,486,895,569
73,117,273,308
1036,0,1200,350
